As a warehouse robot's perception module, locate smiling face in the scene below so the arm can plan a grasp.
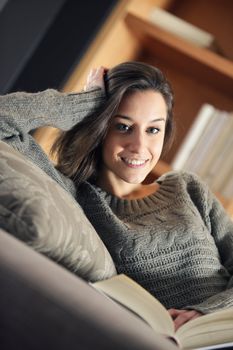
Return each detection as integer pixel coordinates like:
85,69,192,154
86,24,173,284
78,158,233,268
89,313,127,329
97,89,167,197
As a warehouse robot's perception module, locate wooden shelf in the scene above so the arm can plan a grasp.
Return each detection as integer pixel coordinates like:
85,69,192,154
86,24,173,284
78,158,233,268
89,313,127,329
125,12,233,96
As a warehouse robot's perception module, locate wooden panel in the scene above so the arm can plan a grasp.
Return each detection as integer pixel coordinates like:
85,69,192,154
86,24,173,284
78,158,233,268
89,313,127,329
127,0,173,17
169,0,233,61
125,13,233,96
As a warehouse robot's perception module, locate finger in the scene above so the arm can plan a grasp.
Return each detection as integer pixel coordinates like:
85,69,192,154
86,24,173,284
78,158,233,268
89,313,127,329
87,68,97,84
85,66,105,91
94,66,106,82
189,311,203,321
174,310,199,331
168,308,186,318
89,67,104,80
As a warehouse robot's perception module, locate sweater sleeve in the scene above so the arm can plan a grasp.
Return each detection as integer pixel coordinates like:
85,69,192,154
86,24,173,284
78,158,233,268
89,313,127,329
185,173,233,314
0,88,105,141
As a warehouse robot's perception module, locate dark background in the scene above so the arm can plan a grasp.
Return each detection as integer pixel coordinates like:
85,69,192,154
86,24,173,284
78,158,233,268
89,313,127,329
0,0,118,93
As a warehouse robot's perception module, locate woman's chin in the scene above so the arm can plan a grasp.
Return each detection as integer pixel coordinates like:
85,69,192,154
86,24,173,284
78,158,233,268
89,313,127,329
122,175,147,185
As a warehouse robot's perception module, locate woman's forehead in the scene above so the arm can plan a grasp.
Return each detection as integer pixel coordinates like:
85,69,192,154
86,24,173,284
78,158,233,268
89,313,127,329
116,90,167,120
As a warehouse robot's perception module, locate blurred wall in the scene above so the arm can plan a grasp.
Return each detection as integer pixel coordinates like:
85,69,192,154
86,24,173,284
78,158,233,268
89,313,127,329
0,0,118,93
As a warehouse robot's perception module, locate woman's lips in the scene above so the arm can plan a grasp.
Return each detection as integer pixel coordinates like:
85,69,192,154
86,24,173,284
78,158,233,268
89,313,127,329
121,157,148,168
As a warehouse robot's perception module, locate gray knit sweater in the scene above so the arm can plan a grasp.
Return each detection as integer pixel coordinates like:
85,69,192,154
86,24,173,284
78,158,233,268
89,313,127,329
0,88,104,197
1,89,233,314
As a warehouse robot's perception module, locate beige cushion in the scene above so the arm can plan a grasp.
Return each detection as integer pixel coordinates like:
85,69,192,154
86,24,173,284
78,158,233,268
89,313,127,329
0,141,116,282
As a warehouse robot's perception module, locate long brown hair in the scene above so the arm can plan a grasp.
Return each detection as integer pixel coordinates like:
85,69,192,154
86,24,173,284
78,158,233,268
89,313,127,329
52,61,175,186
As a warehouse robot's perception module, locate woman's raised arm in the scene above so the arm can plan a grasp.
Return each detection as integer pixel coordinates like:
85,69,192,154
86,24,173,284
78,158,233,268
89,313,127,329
0,87,105,142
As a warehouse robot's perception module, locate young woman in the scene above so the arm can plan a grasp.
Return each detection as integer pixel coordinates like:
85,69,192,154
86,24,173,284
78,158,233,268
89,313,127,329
1,62,233,330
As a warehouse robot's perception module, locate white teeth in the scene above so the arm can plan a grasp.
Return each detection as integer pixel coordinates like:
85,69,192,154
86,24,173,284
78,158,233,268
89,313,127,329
123,158,146,165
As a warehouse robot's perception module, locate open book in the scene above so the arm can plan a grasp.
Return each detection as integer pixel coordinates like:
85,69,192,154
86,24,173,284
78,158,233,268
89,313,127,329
92,274,233,350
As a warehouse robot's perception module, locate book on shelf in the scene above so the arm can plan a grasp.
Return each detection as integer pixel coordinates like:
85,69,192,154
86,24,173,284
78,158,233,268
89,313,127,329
181,111,230,175
195,112,233,180
171,104,216,171
203,121,233,194
172,105,233,198
149,7,220,53
92,274,233,350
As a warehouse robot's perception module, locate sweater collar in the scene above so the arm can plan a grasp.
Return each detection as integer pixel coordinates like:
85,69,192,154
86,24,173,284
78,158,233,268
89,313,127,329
89,171,181,217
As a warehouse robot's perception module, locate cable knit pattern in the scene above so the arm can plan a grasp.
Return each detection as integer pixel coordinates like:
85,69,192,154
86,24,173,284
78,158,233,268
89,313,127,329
1,89,233,314
77,172,233,314
0,141,116,281
0,88,105,197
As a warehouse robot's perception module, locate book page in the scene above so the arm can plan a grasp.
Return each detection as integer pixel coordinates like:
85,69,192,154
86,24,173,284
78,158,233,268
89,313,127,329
93,274,175,337
195,341,233,350
176,308,233,350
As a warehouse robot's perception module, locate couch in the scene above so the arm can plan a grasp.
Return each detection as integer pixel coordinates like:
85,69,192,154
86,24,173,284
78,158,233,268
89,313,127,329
0,140,177,349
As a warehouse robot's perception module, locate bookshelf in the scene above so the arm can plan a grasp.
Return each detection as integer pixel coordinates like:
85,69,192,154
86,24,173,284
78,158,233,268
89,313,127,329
33,0,233,215
124,12,233,94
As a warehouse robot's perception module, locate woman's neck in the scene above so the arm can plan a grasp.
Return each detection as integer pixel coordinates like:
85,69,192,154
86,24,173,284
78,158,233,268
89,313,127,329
121,183,159,199
96,175,159,199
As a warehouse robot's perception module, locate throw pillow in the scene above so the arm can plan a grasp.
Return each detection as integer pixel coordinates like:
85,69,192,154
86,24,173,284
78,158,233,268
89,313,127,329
0,141,116,282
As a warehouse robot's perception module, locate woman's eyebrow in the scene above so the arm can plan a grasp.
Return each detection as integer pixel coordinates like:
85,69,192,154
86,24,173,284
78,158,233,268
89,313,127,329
115,114,166,123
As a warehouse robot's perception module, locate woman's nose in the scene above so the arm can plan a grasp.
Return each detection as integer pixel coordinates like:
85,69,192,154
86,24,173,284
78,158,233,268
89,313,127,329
127,130,145,153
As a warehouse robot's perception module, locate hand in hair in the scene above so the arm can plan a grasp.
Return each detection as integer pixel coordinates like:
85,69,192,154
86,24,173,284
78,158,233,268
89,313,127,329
83,66,107,92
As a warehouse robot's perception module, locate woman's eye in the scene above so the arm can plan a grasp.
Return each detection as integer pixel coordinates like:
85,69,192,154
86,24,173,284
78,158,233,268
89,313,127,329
147,127,160,134
115,123,131,132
